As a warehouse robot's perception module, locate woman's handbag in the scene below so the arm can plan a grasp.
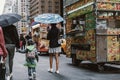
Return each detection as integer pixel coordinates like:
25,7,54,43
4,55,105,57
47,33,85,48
58,39,63,45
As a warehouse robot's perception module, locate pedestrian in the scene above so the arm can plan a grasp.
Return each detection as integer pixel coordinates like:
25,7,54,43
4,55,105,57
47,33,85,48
20,34,26,50
19,40,39,80
0,27,8,80
25,32,32,46
2,24,20,80
47,23,61,74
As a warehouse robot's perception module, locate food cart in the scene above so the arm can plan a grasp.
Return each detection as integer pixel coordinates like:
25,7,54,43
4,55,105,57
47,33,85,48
32,23,49,55
65,0,120,70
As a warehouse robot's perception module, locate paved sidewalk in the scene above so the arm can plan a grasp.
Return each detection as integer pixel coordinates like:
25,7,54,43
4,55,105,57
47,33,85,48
105,64,120,69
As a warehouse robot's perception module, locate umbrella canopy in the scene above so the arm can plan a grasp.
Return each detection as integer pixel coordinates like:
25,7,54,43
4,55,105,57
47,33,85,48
0,13,22,27
34,13,64,24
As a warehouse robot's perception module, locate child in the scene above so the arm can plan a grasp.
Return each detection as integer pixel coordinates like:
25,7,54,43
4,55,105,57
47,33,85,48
20,40,39,80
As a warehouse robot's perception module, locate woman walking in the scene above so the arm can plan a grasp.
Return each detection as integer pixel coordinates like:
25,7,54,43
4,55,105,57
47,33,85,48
47,23,61,74
2,25,20,80
0,27,8,80
20,34,26,50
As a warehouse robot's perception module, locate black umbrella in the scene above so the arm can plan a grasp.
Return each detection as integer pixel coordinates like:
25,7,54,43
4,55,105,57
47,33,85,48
0,13,22,27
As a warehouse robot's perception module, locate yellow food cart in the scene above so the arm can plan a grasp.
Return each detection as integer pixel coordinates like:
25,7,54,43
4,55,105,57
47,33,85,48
32,24,49,55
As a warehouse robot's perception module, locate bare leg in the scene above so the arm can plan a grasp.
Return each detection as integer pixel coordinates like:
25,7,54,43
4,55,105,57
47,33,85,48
49,54,53,69
55,53,59,71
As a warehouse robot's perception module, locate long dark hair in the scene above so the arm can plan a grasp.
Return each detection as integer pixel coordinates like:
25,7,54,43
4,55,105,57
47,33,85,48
51,23,57,29
47,23,60,40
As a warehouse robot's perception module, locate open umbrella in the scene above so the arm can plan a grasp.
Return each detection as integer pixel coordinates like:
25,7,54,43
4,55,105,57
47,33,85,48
34,13,64,24
0,13,22,27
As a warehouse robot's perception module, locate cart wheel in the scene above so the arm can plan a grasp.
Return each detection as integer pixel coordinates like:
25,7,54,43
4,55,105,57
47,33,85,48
98,65,104,72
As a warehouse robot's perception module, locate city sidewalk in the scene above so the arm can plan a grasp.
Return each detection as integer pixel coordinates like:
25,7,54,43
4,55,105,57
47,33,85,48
81,60,120,69
105,64,120,69
12,52,120,80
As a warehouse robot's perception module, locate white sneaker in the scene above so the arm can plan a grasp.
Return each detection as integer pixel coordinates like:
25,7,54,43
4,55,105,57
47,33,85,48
10,73,13,78
33,72,36,79
6,76,10,80
48,68,53,73
55,70,59,74
29,76,32,80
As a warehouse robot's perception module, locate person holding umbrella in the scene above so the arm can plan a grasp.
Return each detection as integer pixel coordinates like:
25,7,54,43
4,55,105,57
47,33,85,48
34,13,64,73
2,25,20,80
0,13,21,80
19,34,26,50
47,23,61,73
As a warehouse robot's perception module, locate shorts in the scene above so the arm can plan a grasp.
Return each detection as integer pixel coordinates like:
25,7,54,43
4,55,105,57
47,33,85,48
48,47,61,53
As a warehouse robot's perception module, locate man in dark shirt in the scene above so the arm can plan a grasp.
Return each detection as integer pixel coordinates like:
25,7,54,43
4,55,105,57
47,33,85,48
2,25,20,80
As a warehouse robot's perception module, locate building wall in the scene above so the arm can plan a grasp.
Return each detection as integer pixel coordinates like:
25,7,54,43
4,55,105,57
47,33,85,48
29,0,62,19
17,0,30,35
3,0,13,13
3,0,21,34
3,0,18,14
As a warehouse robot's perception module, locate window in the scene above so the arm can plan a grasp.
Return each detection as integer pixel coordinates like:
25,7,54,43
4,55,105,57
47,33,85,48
48,9,52,13
41,0,45,3
55,2,59,5
48,1,52,5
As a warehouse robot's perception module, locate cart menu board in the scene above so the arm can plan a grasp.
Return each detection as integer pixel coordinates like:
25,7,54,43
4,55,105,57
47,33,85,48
66,0,94,18
85,13,96,30
76,30,96,62
97,0,120,11
107,28,120,61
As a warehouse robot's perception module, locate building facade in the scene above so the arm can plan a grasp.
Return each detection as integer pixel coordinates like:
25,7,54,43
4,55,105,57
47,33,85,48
3,0,16,14
17,0,30,35
3,0,30,35
3,0,21,33
29,0,63,21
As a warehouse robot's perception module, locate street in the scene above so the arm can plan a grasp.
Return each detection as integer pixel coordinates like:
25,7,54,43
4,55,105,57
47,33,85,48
13,52,120,80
